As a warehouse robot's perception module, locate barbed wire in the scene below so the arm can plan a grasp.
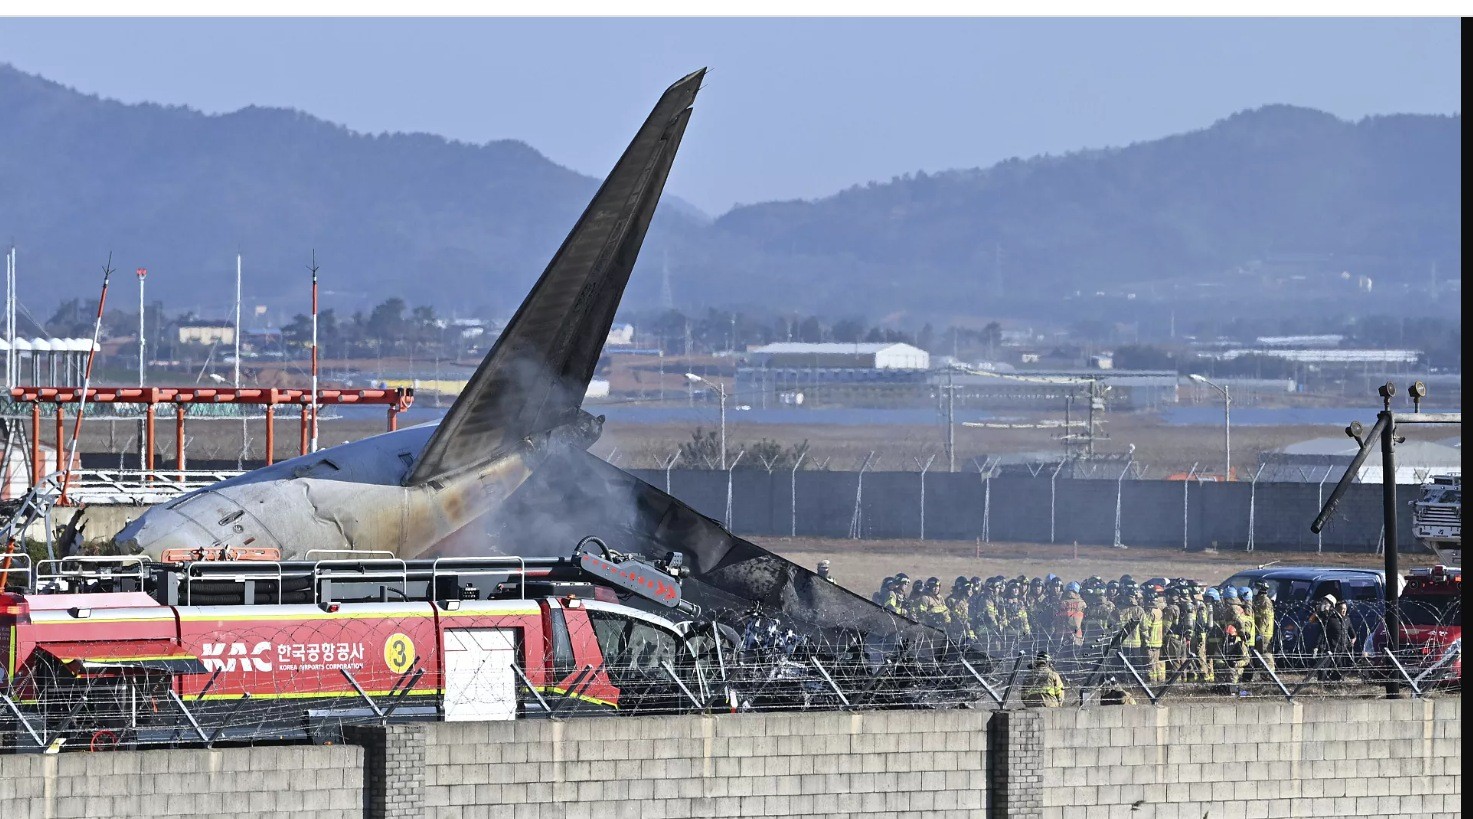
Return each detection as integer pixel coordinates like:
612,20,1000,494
0,593,1458,754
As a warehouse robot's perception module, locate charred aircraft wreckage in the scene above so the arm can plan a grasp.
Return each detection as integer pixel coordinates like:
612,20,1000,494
110,70,989,711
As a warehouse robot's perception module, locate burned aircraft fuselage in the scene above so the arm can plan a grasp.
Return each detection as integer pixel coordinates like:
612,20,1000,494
113,413,602,561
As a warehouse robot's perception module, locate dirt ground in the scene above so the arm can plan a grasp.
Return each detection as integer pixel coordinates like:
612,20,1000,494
755,536,1433,598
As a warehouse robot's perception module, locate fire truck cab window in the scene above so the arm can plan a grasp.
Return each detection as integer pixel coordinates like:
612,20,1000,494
548,607,576,678
588,610,676,683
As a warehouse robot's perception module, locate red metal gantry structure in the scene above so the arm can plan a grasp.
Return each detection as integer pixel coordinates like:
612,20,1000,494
8,386,415,495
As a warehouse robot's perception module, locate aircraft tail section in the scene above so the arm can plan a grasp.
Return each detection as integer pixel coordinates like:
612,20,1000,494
408,69,704,485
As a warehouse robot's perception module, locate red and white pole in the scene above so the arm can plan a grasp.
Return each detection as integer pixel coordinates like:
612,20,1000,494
57,259,113,504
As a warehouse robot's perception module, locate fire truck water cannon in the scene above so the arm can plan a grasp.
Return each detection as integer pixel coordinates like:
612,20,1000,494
572,536,695,614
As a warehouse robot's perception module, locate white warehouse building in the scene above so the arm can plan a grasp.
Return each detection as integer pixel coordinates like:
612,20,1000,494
745,342,931,371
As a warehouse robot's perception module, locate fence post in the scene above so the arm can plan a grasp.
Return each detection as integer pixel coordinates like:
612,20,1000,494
847,452,875,540
918,454,935,541
725,450,746,530
789,451,806,537
1112,452,1134,548
1049,459,1065,543
663,450,681,495
1316,466,1332,553
1247,463,1265,552
983,471,992,543
1182,463,1198,551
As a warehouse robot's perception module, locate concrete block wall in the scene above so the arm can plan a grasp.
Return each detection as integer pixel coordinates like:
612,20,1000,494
1039,697,1463,819
0,744,364,819
421,709,992,819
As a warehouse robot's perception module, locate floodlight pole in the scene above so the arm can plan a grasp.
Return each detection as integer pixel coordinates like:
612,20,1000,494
1377,390,1400,697
1190,374,1231,480
686,373,726,470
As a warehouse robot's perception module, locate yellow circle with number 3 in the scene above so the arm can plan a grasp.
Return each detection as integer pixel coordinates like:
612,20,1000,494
384,632,414,674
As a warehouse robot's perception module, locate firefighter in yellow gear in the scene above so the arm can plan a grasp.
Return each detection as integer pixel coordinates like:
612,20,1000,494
1223,588,1254,687
915,577,952,629
1000,582,1033,646
1195,586,1217,682
1161,586,1187,680
1115,588,1146,670
1022,652,1065,708
945,577,976,642
1142,593,1167,683
1252,582,1276,674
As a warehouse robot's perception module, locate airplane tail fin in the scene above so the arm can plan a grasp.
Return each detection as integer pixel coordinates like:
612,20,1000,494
408,69,704,485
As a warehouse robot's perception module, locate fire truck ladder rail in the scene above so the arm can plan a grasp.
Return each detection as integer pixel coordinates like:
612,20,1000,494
313,558,410,604
167,554,581,607
431,556,554,600
36,555,151,590
183,560,288,604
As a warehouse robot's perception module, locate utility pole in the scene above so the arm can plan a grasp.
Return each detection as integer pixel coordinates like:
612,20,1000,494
686,373,726,469
137,266,148,470
136,267,147,387
1189,373,1232,479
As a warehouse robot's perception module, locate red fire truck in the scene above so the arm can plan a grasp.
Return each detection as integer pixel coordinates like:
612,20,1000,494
1,539,712,751
1366,565,1462,686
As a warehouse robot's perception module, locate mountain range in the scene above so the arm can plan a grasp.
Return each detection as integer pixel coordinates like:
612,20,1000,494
1,63,1460,328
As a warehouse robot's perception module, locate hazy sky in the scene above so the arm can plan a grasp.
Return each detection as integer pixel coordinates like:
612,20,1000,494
0,18,1460,214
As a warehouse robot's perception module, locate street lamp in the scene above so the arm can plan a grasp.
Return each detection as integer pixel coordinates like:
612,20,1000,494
1189,374,1231,480
685,372,726,470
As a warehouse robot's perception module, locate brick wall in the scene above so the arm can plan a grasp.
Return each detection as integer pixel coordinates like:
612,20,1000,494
421,710,992,818
1,697,1460,818
1040,697,1462,819
0,744,364,819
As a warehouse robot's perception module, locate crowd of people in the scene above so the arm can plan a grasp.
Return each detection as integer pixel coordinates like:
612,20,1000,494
867,571,1359,703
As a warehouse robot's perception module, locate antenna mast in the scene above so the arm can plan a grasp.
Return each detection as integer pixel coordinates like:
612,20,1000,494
309,250,319,453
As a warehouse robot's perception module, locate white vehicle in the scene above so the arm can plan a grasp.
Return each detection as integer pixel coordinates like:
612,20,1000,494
1412,474,1460,567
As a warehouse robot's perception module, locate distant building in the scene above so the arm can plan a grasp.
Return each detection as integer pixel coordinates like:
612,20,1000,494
746,342,930,371
1216,348,1420,364
177,321,236,346
737,343,931,407
1255,335,1345,348
1257,437,1460,484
